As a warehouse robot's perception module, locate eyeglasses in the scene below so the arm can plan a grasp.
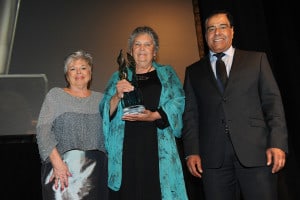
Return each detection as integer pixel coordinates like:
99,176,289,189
206,24,231,33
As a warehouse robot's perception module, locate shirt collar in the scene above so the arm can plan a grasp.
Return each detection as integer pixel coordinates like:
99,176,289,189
209,46,235,60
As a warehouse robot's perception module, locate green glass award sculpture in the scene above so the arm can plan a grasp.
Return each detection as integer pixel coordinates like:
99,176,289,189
117,49,145,115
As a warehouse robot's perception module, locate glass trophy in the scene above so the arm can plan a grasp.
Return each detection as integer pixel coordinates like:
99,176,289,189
117,49,145,115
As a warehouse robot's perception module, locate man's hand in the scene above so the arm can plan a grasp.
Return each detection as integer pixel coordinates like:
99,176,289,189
186,154,203,178
266,147,286,173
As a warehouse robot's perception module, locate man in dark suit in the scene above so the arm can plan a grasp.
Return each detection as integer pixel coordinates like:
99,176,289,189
182,10,288,200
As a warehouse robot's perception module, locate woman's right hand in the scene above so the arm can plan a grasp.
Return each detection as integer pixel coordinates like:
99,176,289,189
116,79,134,99
110,79,134,116
49,160,72,191
49,148,72,191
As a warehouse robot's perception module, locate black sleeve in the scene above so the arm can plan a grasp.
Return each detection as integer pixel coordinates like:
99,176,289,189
154,107,170,129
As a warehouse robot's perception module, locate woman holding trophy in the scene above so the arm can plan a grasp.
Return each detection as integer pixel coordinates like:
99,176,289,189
100,26,188,200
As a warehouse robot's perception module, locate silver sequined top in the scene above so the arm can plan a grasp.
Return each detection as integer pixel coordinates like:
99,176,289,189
36,87,105,162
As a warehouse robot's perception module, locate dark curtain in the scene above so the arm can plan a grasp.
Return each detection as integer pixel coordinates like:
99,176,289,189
183,0,300,199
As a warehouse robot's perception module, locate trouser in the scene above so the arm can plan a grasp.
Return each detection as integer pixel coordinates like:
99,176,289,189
202,134,277,200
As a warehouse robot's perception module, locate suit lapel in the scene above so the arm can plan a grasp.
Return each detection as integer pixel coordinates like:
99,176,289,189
223,49,243,94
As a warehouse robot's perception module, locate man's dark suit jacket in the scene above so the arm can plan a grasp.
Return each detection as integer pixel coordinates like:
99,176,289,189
182,49,288,168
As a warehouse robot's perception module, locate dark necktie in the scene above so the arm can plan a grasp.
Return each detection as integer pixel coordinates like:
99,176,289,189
214,53,228,91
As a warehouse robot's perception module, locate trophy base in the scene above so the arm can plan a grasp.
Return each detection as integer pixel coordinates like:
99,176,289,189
123,105,145,115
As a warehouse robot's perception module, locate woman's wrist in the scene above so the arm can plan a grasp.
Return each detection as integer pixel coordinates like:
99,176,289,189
113,93,122,101
151,111,161,120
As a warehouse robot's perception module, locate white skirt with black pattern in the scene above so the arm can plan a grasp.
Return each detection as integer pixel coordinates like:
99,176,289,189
41,150,108,200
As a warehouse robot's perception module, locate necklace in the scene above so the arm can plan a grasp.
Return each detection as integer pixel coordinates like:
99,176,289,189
137,66,153,74
136,66,153,81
